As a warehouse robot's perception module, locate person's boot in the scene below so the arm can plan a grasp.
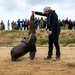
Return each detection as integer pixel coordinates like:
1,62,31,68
44,56,52,60
56,56,60,60
53,56,60,61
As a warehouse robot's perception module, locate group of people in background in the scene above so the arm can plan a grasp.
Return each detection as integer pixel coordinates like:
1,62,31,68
59,18,75,30
0,17,75,31
11,17,47,30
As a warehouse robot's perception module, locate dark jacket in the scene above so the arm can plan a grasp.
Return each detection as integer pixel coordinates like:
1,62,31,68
35,10,60,31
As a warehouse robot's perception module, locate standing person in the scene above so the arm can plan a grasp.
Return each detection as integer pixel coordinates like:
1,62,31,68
11,21,15,30
32,6,61,60
40,17,44,29
25,19,28,30
26,19,30,30
44,18,47,29
72,20,75,30
22,19,25,30
65,18,69,29
35,17,40,29
68,19,72,30
7,20,10,30
0,20,5,30
17,19,21,30
35,17,38,29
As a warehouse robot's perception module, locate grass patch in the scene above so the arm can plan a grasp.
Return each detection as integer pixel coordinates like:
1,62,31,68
0,30,24,36
0,40,20,46
60,26,67,30
38,37,75,46
37,33,41,37
40,29,45,33
0,30,25,39
59,38,75,46
37,38,48,45
0,30,75,46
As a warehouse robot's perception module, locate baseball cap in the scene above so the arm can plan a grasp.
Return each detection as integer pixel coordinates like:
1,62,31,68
43,7,51,13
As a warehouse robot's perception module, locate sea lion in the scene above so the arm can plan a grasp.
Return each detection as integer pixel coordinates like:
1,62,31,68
11,14,37,61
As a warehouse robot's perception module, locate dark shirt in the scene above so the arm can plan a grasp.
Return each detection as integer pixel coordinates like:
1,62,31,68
35,10,60,31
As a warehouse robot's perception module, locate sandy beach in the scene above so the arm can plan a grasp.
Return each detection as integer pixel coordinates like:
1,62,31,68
0,47,75,75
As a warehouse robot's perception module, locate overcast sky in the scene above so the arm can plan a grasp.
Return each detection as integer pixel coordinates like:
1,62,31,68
0,0,75,22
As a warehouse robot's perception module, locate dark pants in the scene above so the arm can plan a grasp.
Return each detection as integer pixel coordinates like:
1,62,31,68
48,30,60,57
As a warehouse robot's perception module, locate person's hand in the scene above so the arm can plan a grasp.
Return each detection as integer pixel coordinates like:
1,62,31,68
32,11,35,14
48,31,52,35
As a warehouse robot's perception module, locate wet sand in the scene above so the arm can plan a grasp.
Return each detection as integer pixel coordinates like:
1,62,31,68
0,47,75,75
